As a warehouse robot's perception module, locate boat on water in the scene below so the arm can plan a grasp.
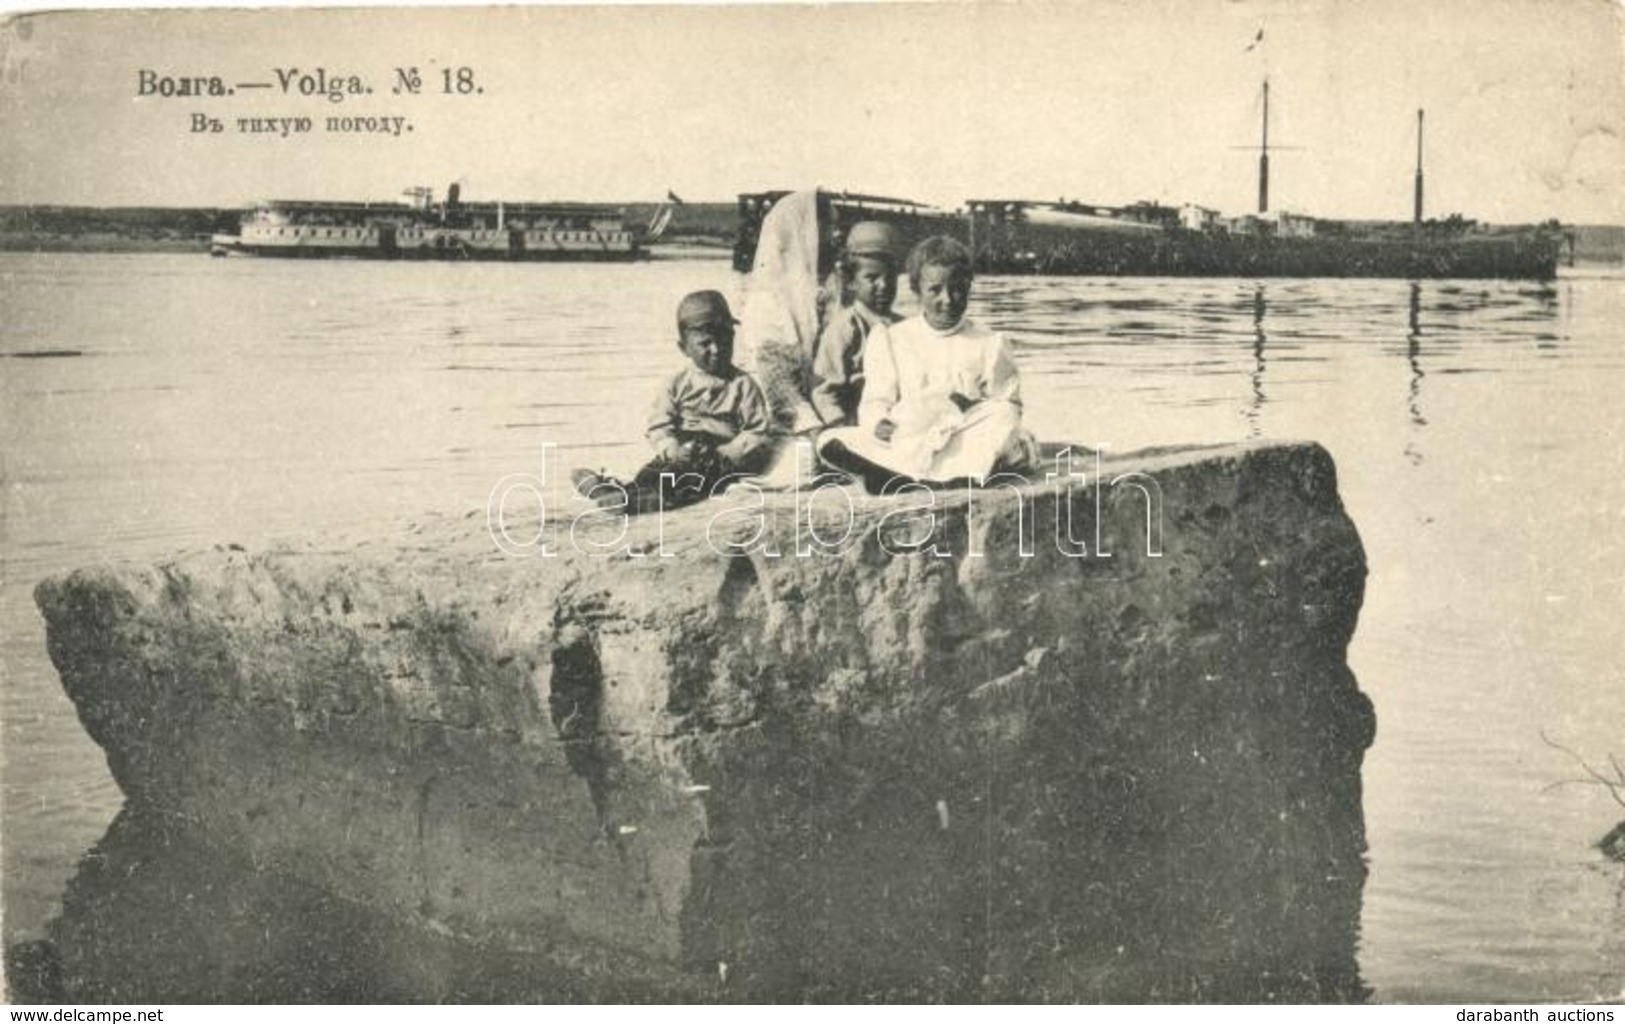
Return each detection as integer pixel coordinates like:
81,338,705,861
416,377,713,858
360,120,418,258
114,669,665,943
735,87,1562,280
737,189,1560,282
964,199,1561,279
732,190,962,275
211,184,673,261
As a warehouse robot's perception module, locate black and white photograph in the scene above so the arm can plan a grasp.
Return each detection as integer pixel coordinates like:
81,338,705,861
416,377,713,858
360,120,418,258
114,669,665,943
1,0,1622,1005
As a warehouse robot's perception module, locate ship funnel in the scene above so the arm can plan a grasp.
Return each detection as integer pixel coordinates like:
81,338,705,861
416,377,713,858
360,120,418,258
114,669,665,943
1258,78,1270,214
447,182,462,207
1413,109,1425,225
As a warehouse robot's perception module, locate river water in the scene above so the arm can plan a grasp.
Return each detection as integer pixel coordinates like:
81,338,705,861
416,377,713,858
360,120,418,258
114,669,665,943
2,252,1622,1002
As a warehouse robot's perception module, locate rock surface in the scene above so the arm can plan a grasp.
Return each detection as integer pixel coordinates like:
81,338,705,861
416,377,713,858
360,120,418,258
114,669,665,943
35,441,1374,1001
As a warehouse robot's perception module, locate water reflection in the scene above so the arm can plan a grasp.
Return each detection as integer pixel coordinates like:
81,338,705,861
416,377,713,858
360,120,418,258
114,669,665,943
8,780,1370,1002
1248,285,1268,438
1406,284,1426,425
1606,869,1625,982
1405,283,1428,466
5,810,663,1003
982,277,1563,464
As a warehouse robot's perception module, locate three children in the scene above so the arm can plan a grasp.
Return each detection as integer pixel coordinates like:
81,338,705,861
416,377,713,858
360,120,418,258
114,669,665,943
575,227,1032,515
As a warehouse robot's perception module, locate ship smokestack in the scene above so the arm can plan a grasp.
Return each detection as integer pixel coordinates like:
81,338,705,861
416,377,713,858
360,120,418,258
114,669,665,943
1258,78,1270,214
447,182,462,208
1413,109,1425,225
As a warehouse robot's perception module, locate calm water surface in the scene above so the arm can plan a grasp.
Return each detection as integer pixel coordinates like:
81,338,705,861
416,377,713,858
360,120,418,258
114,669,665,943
3,253,1622,1001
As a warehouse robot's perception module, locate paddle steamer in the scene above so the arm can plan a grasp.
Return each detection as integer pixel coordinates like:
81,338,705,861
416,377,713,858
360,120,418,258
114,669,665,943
211,184,672,261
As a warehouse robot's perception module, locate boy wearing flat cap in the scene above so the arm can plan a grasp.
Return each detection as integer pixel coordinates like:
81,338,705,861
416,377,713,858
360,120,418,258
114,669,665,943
574,290,772,514
810,221,903,428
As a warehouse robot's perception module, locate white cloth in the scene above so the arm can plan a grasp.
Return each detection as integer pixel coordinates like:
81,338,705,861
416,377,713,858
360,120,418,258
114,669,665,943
856,316,1021,428
736,190,825,437
818,315,1036,484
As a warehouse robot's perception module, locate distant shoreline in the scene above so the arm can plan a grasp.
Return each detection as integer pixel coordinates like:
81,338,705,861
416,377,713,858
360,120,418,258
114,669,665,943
3,240,1619,269
0,235,736,259
0,202,741,257
2,203,1619,265
0,233,212,254
3,239,1618,270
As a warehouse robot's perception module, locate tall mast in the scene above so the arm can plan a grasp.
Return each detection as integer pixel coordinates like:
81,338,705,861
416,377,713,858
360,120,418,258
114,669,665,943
1413,108,1425,225
1258,77,1270,214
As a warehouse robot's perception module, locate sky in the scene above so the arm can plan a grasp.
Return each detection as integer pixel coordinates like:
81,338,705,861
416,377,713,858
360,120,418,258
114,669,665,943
0,0,1621,223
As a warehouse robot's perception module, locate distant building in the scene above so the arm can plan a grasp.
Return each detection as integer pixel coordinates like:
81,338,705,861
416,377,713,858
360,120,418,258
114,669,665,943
1222,211,1317,238
1122,201,1181,228
1227,214,1264,237
1266,209,1318,239
1180,204,1220,232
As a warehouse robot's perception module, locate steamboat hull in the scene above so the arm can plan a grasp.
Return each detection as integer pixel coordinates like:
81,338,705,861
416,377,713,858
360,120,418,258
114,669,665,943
973,224,1562,280
214,190,668,263
734,191,1562,281
211,239,652,262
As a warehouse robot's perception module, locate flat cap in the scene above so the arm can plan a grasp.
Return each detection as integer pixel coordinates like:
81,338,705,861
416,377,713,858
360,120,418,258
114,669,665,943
676,290,738,329
844,221,902,259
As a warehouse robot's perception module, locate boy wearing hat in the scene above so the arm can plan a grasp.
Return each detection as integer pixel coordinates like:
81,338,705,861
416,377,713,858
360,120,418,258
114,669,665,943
809,221,903,428
573,290,772,514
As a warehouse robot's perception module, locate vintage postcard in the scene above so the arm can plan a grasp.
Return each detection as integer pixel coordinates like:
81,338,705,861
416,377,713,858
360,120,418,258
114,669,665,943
2,0,1622,1005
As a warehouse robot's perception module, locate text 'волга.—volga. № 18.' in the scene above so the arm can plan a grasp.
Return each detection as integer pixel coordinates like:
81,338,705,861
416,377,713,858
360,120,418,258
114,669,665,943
136,65,483,100
136,64,484,138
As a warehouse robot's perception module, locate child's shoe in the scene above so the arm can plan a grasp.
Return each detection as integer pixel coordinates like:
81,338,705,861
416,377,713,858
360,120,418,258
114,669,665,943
571,468,628,509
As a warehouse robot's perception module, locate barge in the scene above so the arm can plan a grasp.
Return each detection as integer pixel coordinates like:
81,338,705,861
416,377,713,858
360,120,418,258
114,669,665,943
735,191,1560,281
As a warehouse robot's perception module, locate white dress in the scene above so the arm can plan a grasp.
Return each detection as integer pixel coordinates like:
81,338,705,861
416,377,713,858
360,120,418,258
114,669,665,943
816,315,1036,484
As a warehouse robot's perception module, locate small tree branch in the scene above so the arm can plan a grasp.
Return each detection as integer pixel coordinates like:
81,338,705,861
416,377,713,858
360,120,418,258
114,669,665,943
1542,730,1625,811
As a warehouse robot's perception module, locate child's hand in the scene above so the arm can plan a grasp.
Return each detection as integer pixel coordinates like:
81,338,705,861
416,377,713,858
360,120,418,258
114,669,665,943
688,442,728,478
680,413,736,440
874,418,896,442
659,438,686,462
